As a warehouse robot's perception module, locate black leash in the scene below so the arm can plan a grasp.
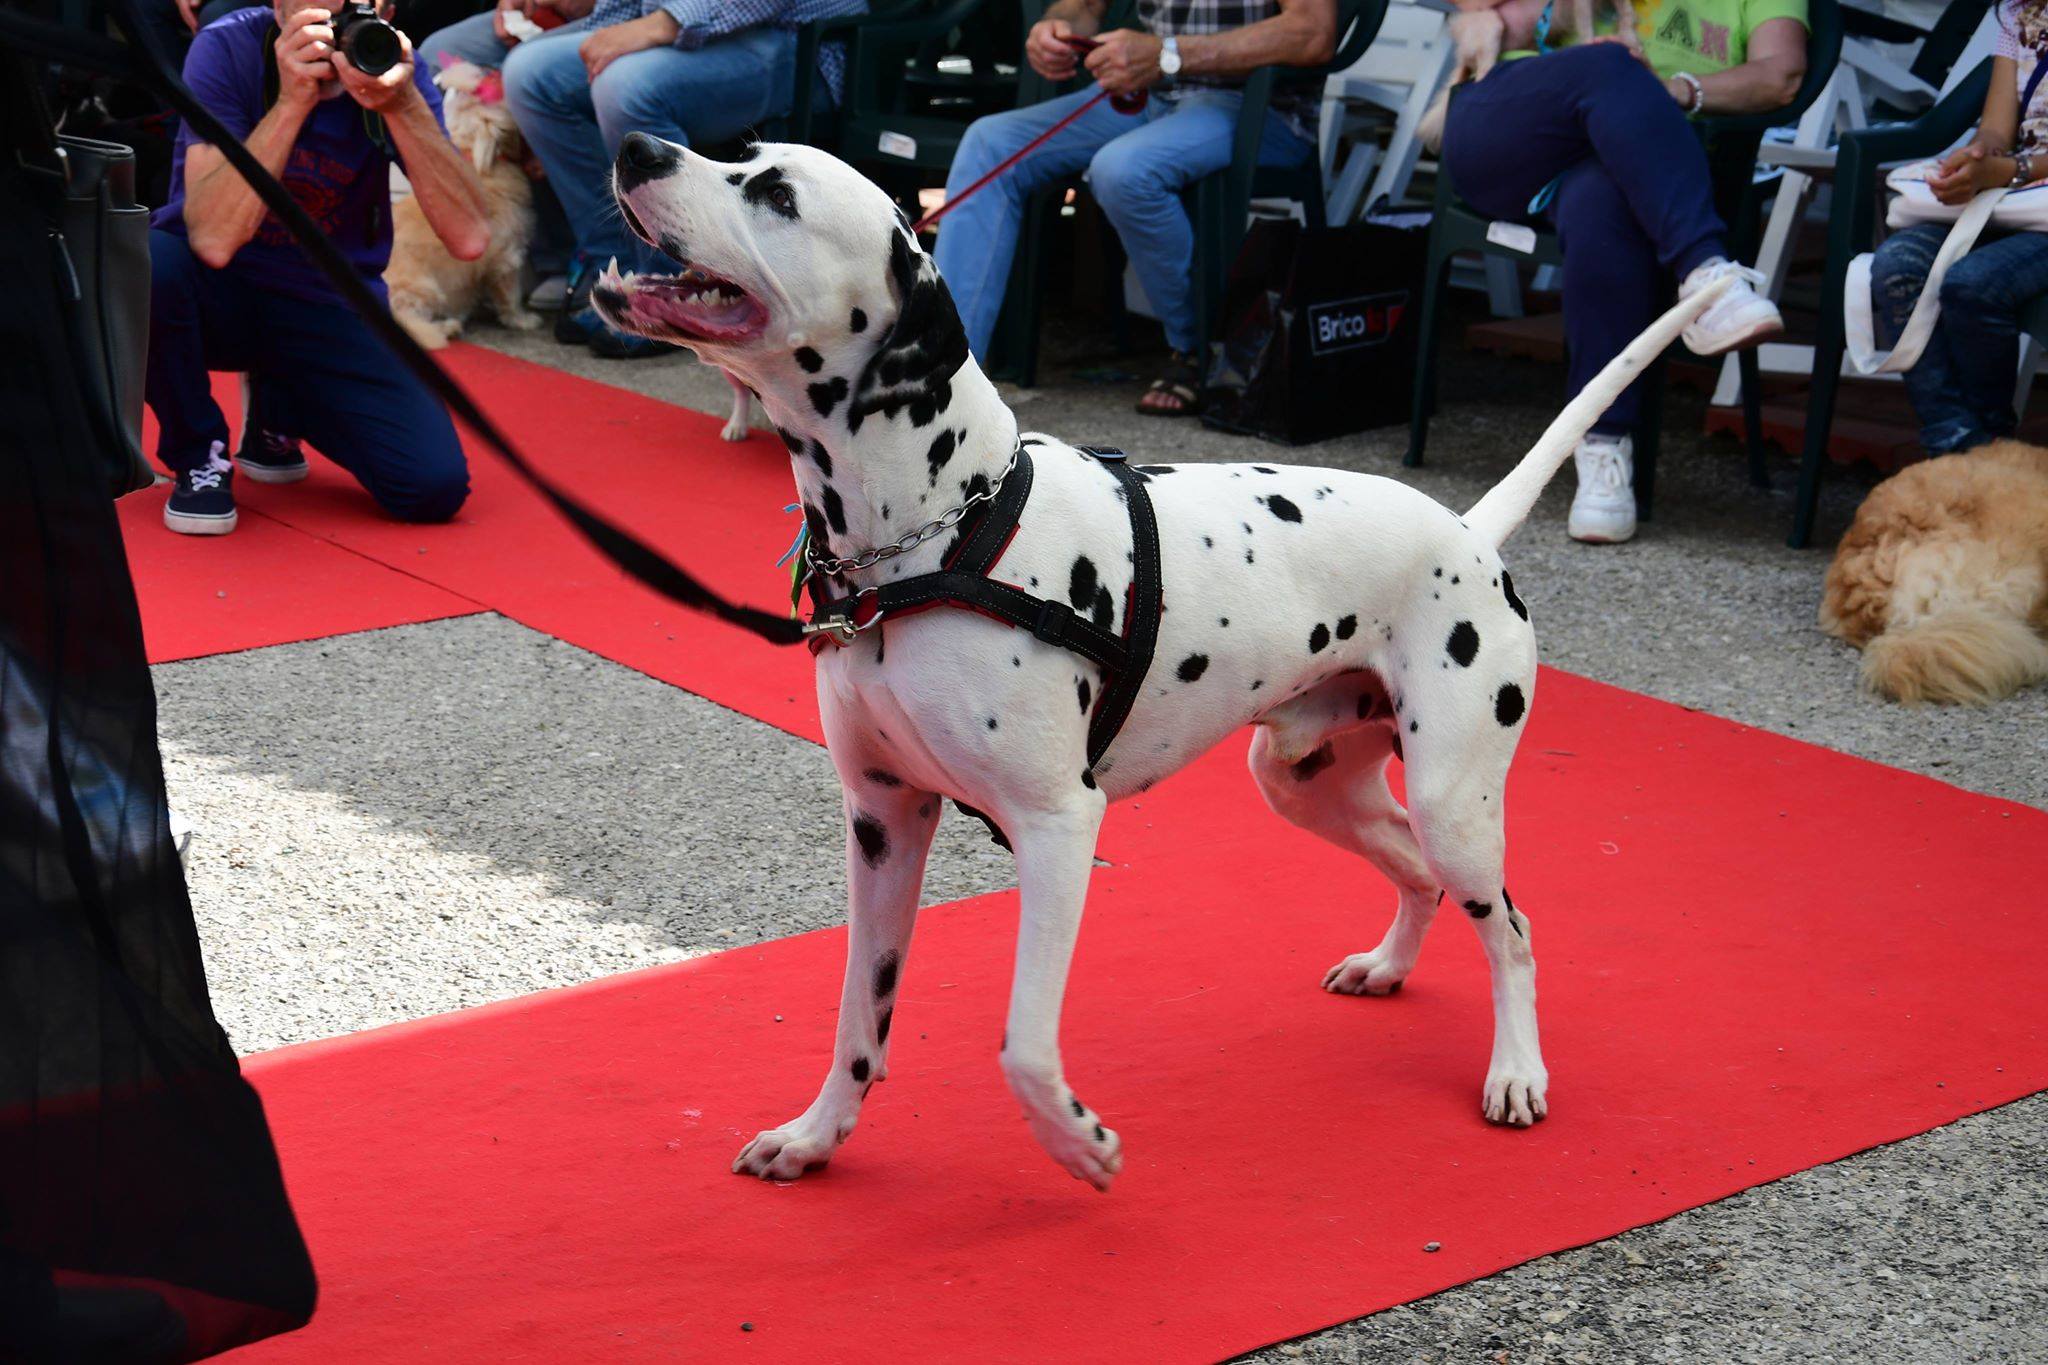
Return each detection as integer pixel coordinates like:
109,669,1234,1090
0,1,807,647
807,446,1163,770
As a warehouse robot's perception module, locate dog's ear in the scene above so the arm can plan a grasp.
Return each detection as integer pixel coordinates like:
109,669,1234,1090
841,226,969,433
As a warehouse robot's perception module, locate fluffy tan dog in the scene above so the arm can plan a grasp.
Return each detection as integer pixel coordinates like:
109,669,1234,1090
1821,440,2048,705
388,61,541,349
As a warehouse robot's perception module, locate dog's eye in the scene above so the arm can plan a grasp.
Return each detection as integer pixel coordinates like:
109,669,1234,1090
768,183,797,216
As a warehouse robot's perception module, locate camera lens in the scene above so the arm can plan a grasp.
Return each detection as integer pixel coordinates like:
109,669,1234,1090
341,14,402,78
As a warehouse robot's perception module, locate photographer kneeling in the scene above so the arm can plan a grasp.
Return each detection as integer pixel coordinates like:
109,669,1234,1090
148,0,490,535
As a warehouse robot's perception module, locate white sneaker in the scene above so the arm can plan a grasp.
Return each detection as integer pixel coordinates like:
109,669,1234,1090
1568,433,1636,544
1678,258,1783,357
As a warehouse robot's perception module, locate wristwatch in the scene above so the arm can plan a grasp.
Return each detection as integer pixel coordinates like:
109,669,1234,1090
2014,150,2035,187
1160,35,1182,79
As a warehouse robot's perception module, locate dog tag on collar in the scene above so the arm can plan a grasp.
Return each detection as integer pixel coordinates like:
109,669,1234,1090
877,131,918,160
1075,445,1127,462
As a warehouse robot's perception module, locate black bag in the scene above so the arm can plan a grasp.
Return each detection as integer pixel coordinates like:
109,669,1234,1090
1203,213,1429,446
5,58,156,500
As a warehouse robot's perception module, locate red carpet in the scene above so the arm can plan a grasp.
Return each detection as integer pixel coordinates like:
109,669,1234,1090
231,668,2047,1362
131,351,2047,1360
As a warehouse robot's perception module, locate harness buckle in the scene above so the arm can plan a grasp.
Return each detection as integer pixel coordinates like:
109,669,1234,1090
1075,445,1127,462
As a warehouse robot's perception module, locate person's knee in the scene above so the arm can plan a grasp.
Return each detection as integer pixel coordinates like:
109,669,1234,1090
1086,139,1168,216
1939,257,2002,315
501,38,574,114
381,461,470,523
591,66,679,142
953,109,1034,180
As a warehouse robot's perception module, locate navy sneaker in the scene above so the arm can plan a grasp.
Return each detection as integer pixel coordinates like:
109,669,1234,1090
163,442,237,536
237,427,309,484
553,256,605,344
588,321,678,360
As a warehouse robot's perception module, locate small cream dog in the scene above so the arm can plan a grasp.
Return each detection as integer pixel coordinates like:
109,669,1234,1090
1821,440,2048,705
388,61,541,349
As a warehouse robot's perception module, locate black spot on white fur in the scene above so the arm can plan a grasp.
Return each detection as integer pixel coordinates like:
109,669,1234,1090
1308,623,1331,654
822,486,847,535
809,440,833,479
1069,556,1114,630
955,800,1010,851
1463,899,1492,918
852,813,888,866
851,1057,870,1082
874,952,900,998
1178,654,1209,682
1447,621,1479,668
849,307,867,333
1495,683,1526,727
809,376,849,417
846,230,970,434
793,346,823,374
1077,677,1092,714
1502,570,1528,620
1263,494,1302,523
1335,614,1357,640
926,429,955,484
863,768,902,787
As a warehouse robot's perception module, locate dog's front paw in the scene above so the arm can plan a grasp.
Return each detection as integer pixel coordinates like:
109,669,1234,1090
719,416,750,442
1482,1067,1549,1127
1024,1098,1124,1191
733,1115,849,1180
1322,949,1412,997
503,309,545,331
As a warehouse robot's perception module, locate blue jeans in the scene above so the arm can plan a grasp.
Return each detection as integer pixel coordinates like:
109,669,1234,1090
1869,222,2048,454
144,230,469,521
1443,44,1729,433
932,85,1313,358
497,25,801,273
417,8,516,70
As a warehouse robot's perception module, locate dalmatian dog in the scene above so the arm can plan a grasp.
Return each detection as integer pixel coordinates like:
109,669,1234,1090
594,132,1725,1190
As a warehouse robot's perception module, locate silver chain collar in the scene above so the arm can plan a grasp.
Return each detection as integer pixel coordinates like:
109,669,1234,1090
803,442,1021,578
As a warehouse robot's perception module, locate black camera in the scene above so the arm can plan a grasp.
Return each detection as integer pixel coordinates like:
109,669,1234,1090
331,1,403,79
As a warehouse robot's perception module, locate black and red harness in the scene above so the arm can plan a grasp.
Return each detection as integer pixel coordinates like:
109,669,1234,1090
803,445,1162,769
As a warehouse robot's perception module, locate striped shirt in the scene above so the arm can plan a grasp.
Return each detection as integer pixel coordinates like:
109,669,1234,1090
1136,0,1318,139
569,0,868,103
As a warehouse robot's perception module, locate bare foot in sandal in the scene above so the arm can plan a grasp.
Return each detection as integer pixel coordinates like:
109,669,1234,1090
1138,351,1203,417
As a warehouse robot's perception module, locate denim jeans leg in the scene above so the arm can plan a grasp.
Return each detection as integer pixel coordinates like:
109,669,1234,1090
417,10,516,72
1874,223,1993,454
1933,229,2048,446
929,88,1138,359
502,31,616,265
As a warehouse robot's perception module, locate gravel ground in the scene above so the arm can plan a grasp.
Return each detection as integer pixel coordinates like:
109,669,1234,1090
152,311,2047,1359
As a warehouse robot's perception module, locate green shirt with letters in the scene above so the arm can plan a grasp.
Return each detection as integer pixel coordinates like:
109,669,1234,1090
1627,0,1810,79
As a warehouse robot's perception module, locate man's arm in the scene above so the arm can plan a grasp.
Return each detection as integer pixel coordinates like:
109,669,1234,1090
333,33,492,261
183,8,329,268
1083,0,1335,96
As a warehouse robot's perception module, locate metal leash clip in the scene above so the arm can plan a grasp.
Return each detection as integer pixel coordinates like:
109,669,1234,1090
803,590,885,648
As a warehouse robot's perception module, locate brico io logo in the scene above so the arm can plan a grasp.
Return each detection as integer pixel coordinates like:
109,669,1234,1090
1307,292,1408,355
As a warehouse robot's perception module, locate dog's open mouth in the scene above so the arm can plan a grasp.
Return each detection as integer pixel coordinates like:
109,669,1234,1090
593,259,767,344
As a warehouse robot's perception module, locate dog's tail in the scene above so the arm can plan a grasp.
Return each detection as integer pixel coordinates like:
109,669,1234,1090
1465,277,1732,548
1860,609,2048,705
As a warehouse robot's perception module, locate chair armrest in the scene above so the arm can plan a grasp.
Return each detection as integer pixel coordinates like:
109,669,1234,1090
1837,58,1991,165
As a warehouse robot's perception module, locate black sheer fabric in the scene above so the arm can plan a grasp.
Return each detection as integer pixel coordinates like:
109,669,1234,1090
1,88,315,1363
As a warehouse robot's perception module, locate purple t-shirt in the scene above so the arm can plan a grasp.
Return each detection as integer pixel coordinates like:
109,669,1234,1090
153,5,445,305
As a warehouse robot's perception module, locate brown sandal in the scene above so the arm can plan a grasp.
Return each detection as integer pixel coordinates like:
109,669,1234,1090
1137,352,1203,417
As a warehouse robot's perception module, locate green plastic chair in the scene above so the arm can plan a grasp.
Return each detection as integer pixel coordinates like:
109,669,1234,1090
1404,0,1842,523
823,0,1027,203
985,0,1389,387
1788,57,1997,548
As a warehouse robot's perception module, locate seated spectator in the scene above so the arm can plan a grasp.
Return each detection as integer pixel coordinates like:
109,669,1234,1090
1870,3,2048,457
1441,0,1803,544
147,0,489,536
419,0,868,359
932,0,1337,416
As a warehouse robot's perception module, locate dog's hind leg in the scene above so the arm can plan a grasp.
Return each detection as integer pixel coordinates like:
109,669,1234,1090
732,776,941,1180
1401,669,1548,1128
1249,722,1441,997
998,794,1123,1190
487,258,544,332
720,371,753,442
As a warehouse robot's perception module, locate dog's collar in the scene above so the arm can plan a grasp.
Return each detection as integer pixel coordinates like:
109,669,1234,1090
803,441,1022,578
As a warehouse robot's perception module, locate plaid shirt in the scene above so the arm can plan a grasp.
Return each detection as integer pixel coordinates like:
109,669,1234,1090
1135,0,1318,140
568,0,867,103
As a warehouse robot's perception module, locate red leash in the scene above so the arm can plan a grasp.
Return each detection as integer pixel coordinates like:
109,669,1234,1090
909,84,1141,234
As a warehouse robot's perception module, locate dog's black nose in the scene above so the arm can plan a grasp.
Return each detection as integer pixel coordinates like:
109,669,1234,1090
616,132,679,189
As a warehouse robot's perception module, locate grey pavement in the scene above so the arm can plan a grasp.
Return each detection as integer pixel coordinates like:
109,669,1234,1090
151,312,2046,1359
